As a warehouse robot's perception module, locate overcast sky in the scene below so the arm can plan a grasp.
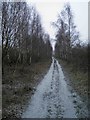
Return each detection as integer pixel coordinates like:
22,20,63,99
26,0,88,47
0,0,89,46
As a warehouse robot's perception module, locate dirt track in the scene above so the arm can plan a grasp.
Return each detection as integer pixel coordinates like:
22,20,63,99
22,58,88,118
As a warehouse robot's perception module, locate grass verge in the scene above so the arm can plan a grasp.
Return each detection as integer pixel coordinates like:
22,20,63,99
2,60,51,118
59,59,88,102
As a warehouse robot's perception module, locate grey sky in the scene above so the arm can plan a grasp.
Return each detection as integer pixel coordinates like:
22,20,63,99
26,0,88,44
0,0,88,46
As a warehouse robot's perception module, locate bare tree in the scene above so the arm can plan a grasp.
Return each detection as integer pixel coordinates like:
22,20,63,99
2,2,52,67
54,3,80,61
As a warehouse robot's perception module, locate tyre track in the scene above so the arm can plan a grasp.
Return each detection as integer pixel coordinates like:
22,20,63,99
22,58,88,118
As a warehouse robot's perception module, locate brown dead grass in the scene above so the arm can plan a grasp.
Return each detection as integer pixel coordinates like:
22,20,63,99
59,60,88,102
2,61,51,118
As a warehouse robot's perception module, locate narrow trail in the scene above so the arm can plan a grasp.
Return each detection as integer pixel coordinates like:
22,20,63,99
22,58,88,118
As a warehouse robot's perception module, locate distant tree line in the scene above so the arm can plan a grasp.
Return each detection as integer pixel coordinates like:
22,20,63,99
2,2,52,66
54,3,88,71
